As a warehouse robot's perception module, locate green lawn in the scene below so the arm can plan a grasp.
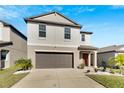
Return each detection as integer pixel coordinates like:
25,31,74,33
87,74,124,88
0,66,29,88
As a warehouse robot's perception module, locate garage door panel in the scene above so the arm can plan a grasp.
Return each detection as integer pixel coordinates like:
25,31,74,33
36,52,73,68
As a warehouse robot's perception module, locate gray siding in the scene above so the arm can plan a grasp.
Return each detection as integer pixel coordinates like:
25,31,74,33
97,52,115,66
9,28,27,66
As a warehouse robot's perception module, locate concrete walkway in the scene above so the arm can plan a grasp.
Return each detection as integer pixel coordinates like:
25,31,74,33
12,69,104,88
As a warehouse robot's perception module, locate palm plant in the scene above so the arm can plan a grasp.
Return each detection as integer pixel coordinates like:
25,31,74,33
109,54,124,74
115,54,124,66
109,57,117,68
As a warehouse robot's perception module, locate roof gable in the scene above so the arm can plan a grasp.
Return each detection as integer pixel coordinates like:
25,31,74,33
26,12,81,27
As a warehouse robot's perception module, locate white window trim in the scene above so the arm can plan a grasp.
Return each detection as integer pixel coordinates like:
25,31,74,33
81,34,85,41
38,24,46,39
64,27,71,40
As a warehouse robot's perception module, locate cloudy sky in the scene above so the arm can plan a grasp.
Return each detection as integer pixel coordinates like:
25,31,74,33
0,5,124,47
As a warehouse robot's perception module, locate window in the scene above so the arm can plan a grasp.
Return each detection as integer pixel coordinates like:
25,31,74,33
81,34,85,41
1,50,9,61
39,25,46,38
64,27,71,39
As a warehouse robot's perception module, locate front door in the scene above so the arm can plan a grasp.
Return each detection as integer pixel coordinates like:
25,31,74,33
83,53,88,66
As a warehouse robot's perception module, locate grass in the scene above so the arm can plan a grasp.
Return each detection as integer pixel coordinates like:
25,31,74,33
0,66,29,88
87,74,124,88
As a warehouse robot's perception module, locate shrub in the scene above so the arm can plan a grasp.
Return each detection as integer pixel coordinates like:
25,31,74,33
101,61,107,71
77,63,85,69
15,58,32,70
110,69,116,74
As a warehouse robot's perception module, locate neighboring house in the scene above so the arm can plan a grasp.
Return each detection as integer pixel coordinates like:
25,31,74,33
97,45,124,66
25,11,98,69
0,21,27,68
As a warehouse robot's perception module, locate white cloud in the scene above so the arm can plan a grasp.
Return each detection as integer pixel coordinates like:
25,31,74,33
0,6,19,20
0,6,37,23
36,5,63,13
76,6,95,13
0,5,95,21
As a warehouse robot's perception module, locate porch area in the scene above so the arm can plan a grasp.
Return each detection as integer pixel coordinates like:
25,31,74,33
78,45,98,67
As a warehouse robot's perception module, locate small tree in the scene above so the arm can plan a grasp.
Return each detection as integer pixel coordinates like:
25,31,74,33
15,58,32,70
116,54,124,66
109,54,124,74
108,57,117,68
115,54,124,74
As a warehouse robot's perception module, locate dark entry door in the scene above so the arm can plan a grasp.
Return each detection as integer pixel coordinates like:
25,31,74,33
83,53,88,66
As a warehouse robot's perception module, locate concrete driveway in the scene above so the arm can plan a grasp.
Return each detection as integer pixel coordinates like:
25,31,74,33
12,69,104,88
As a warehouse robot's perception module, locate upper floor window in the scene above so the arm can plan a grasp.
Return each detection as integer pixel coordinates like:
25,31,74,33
81,34,85,41
39,25,46,38
64,27,71,39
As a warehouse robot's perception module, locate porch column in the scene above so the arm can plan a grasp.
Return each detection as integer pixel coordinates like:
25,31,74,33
88,53,91,66
94,51,97,67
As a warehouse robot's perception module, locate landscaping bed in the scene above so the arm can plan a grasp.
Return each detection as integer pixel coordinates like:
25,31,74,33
0,66,29,88
87,74,124,88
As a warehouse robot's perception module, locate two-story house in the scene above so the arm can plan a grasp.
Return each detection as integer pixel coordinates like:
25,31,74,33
25,11,98,69
0,21,27,68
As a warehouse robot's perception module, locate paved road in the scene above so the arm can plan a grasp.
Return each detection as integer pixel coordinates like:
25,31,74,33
12,69,104,88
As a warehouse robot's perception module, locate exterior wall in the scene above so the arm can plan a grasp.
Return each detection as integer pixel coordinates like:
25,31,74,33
9,28,27,66
97,52,115,66
2,27,10,42
27,22,81,47
80,33,91,45
115,52,124,57
28,45,80,68
115,47,124,57
0,23,2,41
118,47,124,51
0,22,10,42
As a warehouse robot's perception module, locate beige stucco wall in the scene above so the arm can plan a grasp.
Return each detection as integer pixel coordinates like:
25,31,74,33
28,45,80,69
27,22,91,47
0,22,10,42
27,22,82,47
97,52,115,66
80,33,91,45
9,28,27,66
34,13,75,25
0,23,3,41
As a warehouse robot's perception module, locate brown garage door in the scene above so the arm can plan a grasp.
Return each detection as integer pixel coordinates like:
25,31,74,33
35,52,73,68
